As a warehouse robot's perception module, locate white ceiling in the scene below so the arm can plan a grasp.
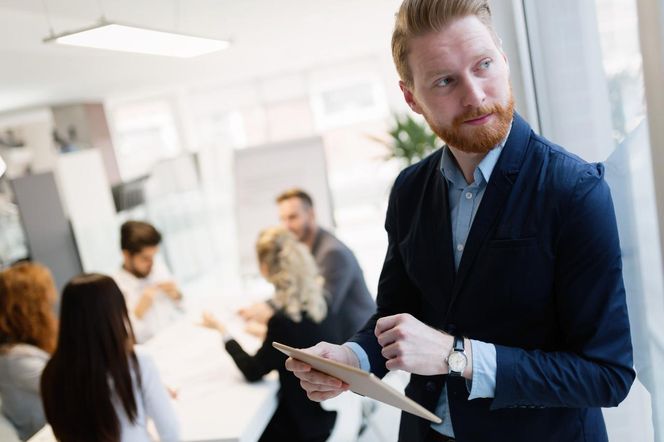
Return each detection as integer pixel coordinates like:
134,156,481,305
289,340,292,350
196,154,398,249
0,0,402,113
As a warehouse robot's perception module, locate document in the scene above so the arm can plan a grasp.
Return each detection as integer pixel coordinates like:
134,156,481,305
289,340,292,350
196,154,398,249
273,342,442,423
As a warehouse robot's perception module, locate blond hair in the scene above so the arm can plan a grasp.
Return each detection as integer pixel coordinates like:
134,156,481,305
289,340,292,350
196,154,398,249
256,227,327,323
392,0,497,87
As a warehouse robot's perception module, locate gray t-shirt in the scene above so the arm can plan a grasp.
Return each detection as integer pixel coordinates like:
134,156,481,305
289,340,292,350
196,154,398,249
0,344,48,440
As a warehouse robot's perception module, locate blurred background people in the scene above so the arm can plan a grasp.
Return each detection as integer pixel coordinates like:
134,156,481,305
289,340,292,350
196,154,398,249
0,262,57,441
202,226,337,442
40,273,179,442
114,220,184,343
240,188,375,343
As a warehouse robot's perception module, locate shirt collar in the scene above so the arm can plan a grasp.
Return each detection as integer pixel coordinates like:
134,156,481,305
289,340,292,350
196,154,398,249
439,120,512,188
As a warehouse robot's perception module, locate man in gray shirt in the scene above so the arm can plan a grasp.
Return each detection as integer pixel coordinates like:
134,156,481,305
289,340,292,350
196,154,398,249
240,188,375,343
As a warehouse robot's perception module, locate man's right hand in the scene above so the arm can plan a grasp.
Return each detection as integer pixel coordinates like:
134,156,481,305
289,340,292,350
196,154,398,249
284,342,356,401
134,286,159,319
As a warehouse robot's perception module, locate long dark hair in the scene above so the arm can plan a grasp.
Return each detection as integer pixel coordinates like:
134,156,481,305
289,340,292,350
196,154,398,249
41,274,141,442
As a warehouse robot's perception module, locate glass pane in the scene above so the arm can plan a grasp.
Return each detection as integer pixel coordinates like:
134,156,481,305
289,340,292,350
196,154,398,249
523,0,664,439
595,0,664,440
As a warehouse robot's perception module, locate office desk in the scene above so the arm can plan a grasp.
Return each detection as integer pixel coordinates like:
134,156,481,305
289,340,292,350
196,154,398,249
144,318,279,441
29,317,279,442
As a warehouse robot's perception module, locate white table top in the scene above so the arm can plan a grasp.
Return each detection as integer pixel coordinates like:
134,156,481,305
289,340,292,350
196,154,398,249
144,317,279,442
29,314,279,442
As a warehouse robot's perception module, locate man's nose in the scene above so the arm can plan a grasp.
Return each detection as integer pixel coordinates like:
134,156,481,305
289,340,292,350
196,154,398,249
461,77,486,108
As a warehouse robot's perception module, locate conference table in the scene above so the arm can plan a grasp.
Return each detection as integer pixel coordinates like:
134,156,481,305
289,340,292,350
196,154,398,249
29,312,279,442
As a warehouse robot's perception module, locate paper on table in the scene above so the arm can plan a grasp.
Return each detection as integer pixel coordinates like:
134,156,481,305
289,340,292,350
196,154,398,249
273,342,442,424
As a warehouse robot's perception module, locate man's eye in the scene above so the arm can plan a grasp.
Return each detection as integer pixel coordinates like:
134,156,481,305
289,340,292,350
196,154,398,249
479,60,492,70
436,77,453,87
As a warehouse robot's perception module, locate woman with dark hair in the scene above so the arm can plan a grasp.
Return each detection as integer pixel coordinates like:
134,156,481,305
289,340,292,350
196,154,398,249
0,262,58,440
201,227,338,442
40,273,179,442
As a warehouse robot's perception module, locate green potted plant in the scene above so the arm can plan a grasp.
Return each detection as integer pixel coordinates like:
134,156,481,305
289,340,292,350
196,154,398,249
372,113,439,166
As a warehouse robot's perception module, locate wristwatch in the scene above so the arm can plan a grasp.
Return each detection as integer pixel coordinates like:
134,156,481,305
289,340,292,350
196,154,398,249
446,336,467,377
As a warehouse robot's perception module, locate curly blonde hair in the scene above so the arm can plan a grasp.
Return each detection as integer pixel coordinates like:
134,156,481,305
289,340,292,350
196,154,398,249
0,262,58,354
256,227,327,323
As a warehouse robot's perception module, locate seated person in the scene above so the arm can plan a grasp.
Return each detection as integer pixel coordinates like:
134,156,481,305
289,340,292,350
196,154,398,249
239,188,375,344
113,220,184,343
41,274,180,442
0,262,57,441
201,227,338,442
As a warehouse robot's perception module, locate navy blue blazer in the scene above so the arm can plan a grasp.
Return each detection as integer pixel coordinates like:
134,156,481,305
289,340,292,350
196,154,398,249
348,113,635,442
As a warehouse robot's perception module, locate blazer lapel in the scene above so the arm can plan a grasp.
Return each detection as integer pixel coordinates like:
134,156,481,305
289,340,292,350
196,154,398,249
446,113,531,312
432,167,456,313
401,150,456,318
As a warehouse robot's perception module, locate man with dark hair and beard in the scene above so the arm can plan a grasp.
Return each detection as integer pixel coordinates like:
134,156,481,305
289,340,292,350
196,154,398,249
113,220,184,343
239,188,376,344
285,1,634,441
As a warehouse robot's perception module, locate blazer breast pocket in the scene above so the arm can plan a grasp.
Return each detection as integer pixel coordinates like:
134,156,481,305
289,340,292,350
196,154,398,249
482,237,553,320
487,237,537,249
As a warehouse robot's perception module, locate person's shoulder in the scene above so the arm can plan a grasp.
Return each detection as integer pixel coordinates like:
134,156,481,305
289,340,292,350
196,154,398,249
265,310,299,340
392,148,444,191
112,267,137,285
316,229,355,262
267,309,294,327
528,133,605,191
0,344,48,378
133,347,158,376
317,229,347,251
1,343,49,361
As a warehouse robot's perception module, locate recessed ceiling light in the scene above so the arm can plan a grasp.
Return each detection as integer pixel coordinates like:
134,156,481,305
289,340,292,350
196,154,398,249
44,20,231,58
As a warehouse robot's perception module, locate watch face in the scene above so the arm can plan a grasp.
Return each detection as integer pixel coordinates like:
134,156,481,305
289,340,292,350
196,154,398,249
448,351,467,373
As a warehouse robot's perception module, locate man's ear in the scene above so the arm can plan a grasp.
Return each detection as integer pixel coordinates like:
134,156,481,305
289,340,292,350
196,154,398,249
399,81,423,114
307,206,316,224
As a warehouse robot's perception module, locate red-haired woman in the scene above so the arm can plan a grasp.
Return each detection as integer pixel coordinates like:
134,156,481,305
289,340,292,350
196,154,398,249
0,262,58,440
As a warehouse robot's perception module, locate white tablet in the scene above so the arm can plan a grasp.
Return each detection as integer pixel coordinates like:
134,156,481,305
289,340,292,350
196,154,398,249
273,342,442,423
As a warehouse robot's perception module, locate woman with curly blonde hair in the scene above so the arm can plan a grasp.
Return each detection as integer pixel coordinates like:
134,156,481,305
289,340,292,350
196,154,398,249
202,227,339,441
0,262,58,440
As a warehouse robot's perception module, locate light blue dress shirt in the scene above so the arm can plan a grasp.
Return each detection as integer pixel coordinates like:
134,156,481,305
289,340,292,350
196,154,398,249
345,129,513,437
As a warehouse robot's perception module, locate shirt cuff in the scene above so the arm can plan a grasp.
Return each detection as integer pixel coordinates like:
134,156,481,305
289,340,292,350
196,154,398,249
467,339,496,400
343,342,371,372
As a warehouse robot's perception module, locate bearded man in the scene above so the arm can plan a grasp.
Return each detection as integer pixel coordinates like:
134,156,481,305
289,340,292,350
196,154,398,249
113,220,184,343
285,1,634,441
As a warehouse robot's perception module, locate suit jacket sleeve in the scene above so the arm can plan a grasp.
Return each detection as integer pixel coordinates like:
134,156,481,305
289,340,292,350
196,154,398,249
347,180,422,379
225,315,288,382
492,165,635,409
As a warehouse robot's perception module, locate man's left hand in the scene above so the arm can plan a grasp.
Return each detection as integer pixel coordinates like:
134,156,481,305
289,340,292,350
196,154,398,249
375,313,454,376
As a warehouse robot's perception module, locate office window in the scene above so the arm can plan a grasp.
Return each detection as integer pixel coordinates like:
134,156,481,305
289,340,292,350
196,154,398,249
310,71,389,131
108,98,183,182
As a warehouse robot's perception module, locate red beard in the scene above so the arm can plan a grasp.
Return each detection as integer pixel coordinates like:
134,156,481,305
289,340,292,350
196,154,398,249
426,94,514,154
